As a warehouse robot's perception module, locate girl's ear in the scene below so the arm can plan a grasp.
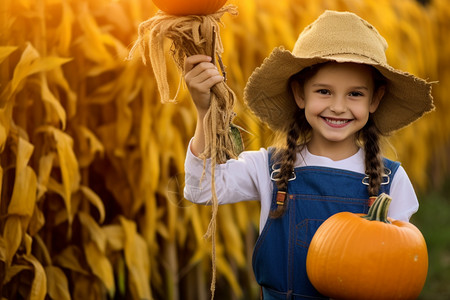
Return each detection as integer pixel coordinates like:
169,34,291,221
291,80,306,109
369,85,385,113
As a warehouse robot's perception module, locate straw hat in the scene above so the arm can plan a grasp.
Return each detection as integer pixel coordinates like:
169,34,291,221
244,10,434,134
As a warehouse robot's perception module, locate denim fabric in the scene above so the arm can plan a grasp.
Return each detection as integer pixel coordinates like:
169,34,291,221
252,152,400,299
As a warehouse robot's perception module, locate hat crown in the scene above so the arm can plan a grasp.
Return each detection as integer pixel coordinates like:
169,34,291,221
293,10,388,65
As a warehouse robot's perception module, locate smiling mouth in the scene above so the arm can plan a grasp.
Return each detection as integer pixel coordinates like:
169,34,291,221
322,117,352,127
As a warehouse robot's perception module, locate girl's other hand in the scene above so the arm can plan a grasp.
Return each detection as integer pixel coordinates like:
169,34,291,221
184,55,224,115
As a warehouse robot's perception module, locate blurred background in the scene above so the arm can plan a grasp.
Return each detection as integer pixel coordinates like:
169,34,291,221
0,0,449,299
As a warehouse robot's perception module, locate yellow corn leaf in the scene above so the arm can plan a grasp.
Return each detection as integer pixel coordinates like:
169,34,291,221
119,216,151,300
8,137,36,219
54,246,90,276
24,233,32,255
45,265,71,300
28,205,45,236
83,80,117,105
36,126,80,225
37,152,55,200
21,254,47,300
2,215,22,266
3,264,32,284
218,206,245,267
52,128,80,203
76,4,113,64
186,246,209,268
47,66,77,119
55,1,74,55
79,186,105,224
0,46,18,64
102,224,124,251
0,165,2,203
189,205,207,244
0,43,71,106
72,273,103,300
0,124,6,153
33,235,52,267
0,102,13,151
40,75,67,129
78,211,106,253
77,126,104,168
84,241,115,298
0,236,6,262
46,178,66,210
216,251,243,298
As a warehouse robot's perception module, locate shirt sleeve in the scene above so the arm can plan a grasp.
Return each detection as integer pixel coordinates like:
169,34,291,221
183,139,270,205
387,165,419,222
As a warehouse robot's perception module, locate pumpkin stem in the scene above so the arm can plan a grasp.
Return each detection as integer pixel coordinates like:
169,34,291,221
362,193,392,223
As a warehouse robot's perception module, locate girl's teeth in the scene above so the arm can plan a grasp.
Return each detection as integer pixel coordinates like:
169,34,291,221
326,118,348,125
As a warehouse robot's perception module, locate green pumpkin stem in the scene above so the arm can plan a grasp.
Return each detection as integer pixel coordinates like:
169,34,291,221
362,193,392,223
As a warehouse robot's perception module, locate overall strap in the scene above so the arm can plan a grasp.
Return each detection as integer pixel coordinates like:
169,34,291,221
267,147,290,208
380,157,401,194
366,157,401,206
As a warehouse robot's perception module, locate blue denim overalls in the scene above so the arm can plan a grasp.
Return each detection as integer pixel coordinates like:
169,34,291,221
252,151,400,299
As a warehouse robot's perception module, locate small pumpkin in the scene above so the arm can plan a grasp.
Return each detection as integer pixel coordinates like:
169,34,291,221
306,193,428,300
151,0,228,16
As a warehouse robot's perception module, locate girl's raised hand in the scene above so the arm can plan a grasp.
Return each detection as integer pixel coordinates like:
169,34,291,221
184,55,224,114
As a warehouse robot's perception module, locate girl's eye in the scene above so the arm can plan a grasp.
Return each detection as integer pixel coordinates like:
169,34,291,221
316,89,330,95
349,91,364,97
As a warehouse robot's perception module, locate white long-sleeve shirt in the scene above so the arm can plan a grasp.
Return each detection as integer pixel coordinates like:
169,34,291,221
184,140,419,233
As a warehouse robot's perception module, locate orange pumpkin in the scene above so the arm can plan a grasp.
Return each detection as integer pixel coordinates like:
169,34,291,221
306,193,428,300
151,0,227,15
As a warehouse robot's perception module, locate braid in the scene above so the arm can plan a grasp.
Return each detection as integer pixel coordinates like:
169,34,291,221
270,110,310,218
362,118,384,196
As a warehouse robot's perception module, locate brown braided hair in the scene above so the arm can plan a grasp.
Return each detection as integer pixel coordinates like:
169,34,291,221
270,63,387,218
270,109,311,218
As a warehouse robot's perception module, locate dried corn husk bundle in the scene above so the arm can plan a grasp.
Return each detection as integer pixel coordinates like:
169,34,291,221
128,5,241,298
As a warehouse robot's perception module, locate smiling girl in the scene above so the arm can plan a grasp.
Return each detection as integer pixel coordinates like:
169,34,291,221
183,10,434,299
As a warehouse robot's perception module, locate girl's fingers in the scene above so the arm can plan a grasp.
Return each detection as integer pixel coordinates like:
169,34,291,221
184,55,224,111
186,65,222,87
184,54,212,73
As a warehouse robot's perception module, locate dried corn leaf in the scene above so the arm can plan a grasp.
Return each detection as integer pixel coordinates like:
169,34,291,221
55,1,75,55
21,254,47,300
28,206,45,237
45,265,71,300
24,233,32,255
77,126,104,167
37,152,55,200
72,273,103,300
84,241,115,298
36,126,80,224
54,246,90,276
102,224,124,251
119,216,151,300
0,43,71,106
76,5,114,64
0,236,6,262
0,46,18,64
0,106,12,151
2,216,22,265
40,75,67,129
79,186,105,224
3,264,32,285
78,212,106,253
8,137,36,218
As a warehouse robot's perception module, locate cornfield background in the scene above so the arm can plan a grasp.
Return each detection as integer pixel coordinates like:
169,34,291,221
1,0,449,299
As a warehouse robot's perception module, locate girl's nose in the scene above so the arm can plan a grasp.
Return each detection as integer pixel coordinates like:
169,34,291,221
330,96,347,114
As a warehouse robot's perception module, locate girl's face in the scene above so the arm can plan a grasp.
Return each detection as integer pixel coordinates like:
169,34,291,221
291,62,384,159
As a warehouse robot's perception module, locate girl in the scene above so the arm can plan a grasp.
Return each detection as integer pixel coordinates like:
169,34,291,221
183,10,434,299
